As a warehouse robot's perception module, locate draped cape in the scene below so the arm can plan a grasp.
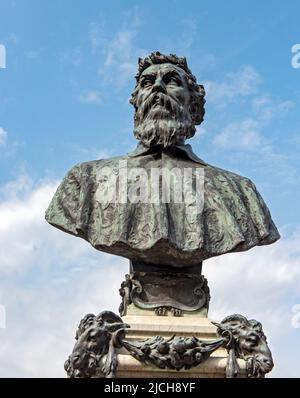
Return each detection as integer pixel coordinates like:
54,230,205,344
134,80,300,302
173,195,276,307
45,144,280,268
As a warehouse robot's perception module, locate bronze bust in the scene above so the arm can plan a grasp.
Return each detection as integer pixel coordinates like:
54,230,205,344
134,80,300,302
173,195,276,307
53,53,278,378
45,52,279,269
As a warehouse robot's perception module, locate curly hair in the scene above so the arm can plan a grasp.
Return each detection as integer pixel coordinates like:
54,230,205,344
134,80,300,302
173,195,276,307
130,51,206,126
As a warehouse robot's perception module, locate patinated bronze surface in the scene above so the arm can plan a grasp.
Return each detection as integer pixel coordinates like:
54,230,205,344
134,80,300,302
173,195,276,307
65,311,273,378
45,146,279,267
119,271,210,316
45,52,279,269
46,52,279,377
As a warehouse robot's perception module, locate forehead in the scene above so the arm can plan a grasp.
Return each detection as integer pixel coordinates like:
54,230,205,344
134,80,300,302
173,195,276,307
140,63,187,78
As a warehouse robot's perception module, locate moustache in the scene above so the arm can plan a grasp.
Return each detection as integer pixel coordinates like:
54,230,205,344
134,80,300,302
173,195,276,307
138,92,182,120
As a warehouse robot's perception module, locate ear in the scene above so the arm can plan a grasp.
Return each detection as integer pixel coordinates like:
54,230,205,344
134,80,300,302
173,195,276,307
211,321,222,329
198,84,205,95
97,310,123,324
106,322,129,332
220,314,249,326
249,319,263,333
76,313,96,338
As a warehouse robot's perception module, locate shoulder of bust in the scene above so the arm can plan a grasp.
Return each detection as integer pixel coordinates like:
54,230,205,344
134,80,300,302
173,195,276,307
204,163,254,185
67,155,127,173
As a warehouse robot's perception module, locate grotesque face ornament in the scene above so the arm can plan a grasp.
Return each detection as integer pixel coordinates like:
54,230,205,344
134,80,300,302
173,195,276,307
133,63,196,147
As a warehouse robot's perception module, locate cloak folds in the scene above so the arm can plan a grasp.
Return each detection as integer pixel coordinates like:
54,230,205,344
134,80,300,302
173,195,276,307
45,144,280,268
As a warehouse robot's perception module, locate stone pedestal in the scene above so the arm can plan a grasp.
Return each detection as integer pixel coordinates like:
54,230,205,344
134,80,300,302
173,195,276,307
65,299,273,379
112,307,247,378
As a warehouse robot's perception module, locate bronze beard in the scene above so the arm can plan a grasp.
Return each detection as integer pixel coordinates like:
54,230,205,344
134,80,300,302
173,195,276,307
133,92,196,147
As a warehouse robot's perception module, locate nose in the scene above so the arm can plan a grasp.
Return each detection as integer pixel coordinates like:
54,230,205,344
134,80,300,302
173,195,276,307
151,77,166,94
257,355,274,370
262,357,273,369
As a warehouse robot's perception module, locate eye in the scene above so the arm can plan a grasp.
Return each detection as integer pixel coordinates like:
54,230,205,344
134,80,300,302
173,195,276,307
141,78,154,88
171,77,180,84
166,76,181,86
89,329,99,338
246,333,259,344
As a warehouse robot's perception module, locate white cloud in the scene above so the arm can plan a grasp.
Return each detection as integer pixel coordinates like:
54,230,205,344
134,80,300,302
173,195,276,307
0,175,126,377
73,146,117,162
90,9,147,90
0,127,7,146
252,95,294,123
204,65,262,105
159,18,198,56
0,173,33,199
60,47,83,67
98,29,139,89
214,118,261,150
209,66,294,152
213,95,294,151
0,174,299,377
89,19,107,55
178,18,198,53
77,90,102,105
204,228,300,377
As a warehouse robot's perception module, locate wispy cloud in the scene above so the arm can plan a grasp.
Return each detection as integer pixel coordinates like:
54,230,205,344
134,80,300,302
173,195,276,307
0,127,7,146
214,118,261,150
89,17,107,55
0,175,126,376
0,173,299,376
77,90,102,105
205,65,262,106
90,9,147,90
252,95,294,123
213,95,294,152
60,47,83,67
0,127,25,159
205,227,300,377
179,18,198,52
73,145,116,162
159,17,198,56
207,66,294,152
0,172,33,200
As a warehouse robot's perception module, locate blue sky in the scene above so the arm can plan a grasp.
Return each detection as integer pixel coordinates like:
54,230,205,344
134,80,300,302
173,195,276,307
0,0,300,377
1,0,300,226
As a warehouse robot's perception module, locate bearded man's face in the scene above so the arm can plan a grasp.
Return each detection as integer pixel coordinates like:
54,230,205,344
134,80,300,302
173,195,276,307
133,63,195,147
